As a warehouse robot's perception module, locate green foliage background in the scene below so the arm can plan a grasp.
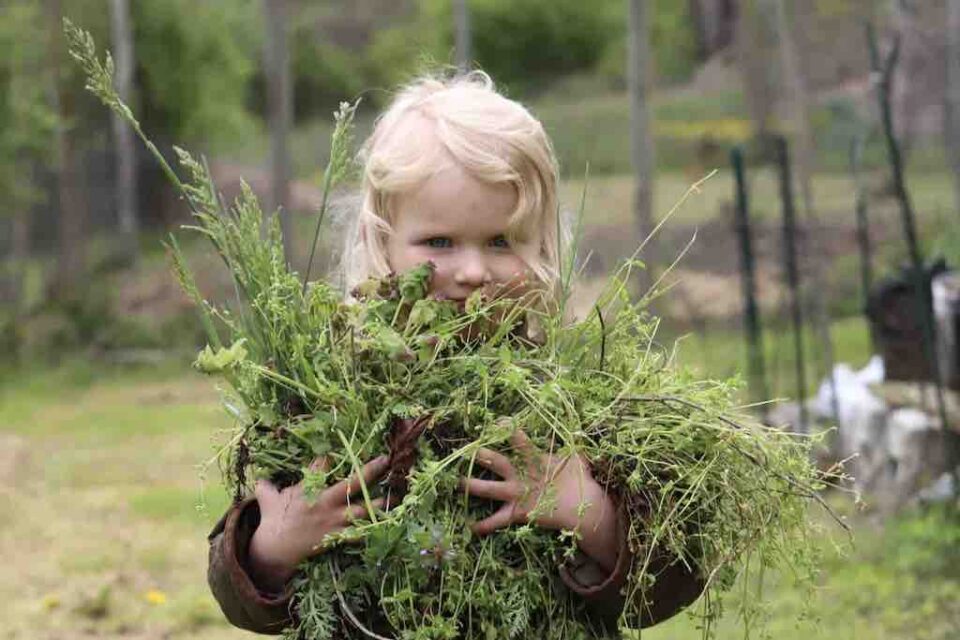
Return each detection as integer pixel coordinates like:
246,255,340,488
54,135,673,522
131,0,259,148
365,0,698,98
0,1,56,214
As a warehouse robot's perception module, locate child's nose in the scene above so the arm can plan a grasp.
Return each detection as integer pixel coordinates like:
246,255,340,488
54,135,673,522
453,249,492,288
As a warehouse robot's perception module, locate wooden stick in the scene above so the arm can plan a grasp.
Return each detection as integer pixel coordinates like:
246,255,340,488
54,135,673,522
849,135,873,309
773,136,809,433
731,145,770,419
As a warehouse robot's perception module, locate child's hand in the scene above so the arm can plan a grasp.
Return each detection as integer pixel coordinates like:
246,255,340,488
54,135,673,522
460,431,620,571
248,455,389,592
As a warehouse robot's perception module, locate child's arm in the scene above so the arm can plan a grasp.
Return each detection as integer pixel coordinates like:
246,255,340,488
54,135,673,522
207,455,389,633
207,497,295,634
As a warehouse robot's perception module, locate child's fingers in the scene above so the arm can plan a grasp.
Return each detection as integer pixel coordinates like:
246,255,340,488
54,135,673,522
343,497,386,523
473,447,516,479
471,504,515,536
308,456,330,473
460,477,515,501
327,455,389,503
510,430,537,461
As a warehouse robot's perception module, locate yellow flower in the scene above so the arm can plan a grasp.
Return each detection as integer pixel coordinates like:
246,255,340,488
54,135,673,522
41,594,61,611
144,589,167,605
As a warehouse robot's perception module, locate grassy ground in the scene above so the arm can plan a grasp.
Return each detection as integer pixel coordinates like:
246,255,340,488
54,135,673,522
0,362,245,639
531,87,950,178
558,169,956,229
667,315,874,401
1,356,958,639
643,502,960,640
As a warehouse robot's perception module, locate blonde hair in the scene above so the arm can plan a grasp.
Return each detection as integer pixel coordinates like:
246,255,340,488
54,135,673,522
341,71,562,298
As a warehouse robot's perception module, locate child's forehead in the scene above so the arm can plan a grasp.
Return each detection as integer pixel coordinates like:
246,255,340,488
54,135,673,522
403,165,516,219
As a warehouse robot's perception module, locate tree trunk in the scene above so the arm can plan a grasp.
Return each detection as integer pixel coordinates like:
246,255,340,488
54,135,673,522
44,0,86,300
737,0,777,139
774,0,815,216
689,0,709,60
10,208,30,311
889,0,926,165
628,0,656,297
262,0,294,266
453,0,472,73
110,0,139,264
774,0,838,421
947,0,960,215
689,0,737,60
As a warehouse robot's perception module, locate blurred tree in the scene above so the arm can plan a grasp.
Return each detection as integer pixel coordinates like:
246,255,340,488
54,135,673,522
1,0,266,321
468,0,612,89
109,0,138,264
130,0,257,228
287,0,699,105
370,0,615,91
770,2,812,206
775,0,838,421
688,0,737,60
365,14,445,92
131,0,258,148
597,0,699,87
288,26,365,119
44,0,88,300
0,1,55,310
453,0,472,73
628,0,656,297
947,0,960,215
287,1,410,117
775,0,816,198
737,0,778,139
262,0,294,264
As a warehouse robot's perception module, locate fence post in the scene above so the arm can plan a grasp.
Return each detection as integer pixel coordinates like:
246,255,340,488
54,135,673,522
731,146,770,419
850,135,873,309
774,136,809,433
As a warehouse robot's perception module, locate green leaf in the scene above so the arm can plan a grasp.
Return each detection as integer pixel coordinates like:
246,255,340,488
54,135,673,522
194,340,247,374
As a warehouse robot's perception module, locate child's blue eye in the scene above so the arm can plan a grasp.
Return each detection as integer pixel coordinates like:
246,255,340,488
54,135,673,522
490,235,510,249
425,237,453,248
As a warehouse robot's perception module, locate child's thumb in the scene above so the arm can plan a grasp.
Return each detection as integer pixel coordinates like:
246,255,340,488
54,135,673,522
254,478,281,504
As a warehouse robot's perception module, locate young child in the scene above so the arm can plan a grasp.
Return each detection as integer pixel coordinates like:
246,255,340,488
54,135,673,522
207,71,702,635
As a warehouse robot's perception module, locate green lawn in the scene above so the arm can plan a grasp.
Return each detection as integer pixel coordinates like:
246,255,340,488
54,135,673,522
559,169,957,229
0,362,248,639
666,315,874,400
1,359,957,639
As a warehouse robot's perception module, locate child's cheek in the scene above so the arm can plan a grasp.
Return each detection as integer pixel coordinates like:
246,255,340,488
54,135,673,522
392,245,434,273
427,256,455,289
492,254,532,284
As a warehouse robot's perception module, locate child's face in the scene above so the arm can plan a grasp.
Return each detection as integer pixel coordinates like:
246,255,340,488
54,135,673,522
387,163,538,304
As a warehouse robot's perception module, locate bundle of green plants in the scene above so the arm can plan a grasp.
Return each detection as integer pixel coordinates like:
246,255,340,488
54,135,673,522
67,22,841,640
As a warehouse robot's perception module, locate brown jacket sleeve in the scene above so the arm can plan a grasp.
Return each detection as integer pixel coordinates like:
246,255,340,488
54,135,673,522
559,504,705,632
207,497,296,634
